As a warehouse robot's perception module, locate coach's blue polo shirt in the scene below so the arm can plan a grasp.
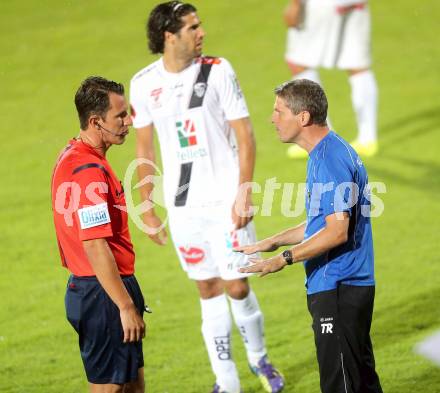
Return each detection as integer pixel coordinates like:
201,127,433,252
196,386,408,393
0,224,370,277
303,131,375,295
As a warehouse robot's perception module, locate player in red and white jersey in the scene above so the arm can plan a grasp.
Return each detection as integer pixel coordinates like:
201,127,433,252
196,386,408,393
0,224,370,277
130,2,284,393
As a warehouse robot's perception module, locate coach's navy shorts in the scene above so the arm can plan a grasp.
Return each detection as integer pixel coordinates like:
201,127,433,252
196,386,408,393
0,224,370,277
65,274,145,384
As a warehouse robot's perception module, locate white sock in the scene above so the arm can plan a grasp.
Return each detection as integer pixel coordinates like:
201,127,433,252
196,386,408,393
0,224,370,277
349,70,378,143
201,294,240,393
229,290,267,367
293,69,332,129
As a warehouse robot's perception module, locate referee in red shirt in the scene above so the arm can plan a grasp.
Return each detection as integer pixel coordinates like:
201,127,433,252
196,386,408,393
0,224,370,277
51,76,146,392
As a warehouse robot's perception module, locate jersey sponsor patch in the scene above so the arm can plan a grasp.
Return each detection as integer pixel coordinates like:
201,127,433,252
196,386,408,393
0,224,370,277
177,119,198,147
78,203,111,229
175,119,208,162
178,246,205,264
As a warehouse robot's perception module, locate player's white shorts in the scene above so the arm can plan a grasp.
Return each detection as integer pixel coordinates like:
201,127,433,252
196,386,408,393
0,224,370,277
168,206,258,281
285,1,372,70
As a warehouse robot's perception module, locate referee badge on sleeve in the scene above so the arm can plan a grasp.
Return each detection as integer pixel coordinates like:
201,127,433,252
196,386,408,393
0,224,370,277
78,203,111,229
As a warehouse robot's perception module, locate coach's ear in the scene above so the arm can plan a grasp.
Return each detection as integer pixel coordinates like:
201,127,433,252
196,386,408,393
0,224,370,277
299,111,312,126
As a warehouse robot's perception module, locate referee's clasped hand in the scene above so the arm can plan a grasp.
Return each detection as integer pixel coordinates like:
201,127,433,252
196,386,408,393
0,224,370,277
238,254,287,277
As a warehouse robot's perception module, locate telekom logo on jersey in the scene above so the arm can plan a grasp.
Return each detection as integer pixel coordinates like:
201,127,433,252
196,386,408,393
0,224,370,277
176,119,197,147
175,119,208,162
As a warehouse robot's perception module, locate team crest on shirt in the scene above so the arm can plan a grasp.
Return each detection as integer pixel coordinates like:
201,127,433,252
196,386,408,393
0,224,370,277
194,82,207,98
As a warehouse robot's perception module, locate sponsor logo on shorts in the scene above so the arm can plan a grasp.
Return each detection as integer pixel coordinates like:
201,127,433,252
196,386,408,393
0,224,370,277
225,230,240,250
78,203,110,229
178,246,205,264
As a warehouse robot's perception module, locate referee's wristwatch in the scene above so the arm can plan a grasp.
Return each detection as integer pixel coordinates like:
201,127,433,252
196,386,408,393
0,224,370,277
282,249,294,265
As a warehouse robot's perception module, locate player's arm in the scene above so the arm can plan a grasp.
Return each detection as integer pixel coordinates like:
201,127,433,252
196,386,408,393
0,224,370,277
135,124,168,245
284,0,303,28
82,238,145,342
229,116,256,230
239,213,349,276
235,221,306,254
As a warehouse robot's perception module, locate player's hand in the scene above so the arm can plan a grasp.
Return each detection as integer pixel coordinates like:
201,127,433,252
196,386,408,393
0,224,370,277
120,303,145,343
143,214,168,245
234,238,279,254
232,191,254,230
239,254,287,277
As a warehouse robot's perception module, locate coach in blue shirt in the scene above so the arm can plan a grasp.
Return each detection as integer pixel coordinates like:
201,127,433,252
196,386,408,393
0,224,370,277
236,79,382,393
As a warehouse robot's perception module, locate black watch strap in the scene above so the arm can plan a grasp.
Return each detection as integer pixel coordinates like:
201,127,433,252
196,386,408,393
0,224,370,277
282,249,294,265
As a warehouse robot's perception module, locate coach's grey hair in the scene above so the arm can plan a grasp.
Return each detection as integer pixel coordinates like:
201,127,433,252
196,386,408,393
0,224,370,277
274,79,328,126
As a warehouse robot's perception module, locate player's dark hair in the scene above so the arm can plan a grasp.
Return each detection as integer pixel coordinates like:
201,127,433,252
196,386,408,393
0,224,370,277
75,76,125,130
147,1,197,54
274,79,328,126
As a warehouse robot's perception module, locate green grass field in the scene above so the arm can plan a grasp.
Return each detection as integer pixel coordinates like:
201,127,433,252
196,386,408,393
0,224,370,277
1,0,440,392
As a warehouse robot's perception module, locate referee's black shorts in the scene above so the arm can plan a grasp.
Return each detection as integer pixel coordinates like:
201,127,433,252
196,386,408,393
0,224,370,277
65,274,145,384
307,284,382,393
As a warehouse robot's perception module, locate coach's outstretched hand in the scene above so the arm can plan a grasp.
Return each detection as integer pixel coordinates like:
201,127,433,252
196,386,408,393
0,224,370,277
239,254,287,277
234,238,279,254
